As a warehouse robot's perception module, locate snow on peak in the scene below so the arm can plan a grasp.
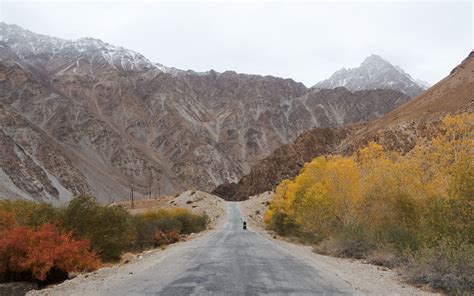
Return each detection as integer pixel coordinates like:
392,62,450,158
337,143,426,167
0,22,167,73
315,54,428,97
362,54,387,65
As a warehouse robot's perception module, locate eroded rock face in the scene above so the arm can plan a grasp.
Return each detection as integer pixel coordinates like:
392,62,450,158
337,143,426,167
0,104,88,204
0,23,412,202
212,127,356,201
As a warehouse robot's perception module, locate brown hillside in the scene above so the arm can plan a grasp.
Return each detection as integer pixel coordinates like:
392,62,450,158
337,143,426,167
212,126,357,201
340,51,474,153
0,23,412,202
216,51,474,201
376,51,473,124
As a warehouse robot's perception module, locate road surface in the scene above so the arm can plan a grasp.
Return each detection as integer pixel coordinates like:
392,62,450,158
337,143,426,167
81,202,359,295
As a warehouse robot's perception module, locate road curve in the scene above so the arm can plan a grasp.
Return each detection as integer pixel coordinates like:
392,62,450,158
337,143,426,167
70,203,359,295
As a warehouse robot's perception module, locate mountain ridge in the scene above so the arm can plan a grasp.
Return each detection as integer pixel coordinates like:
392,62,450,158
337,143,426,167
214,51,473,201
315,54,428,97
0,23,415,203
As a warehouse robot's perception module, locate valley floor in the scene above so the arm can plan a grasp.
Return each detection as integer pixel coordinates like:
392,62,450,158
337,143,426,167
29,196,438,296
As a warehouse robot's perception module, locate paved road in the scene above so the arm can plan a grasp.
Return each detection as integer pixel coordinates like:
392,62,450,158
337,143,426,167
97,203,358,295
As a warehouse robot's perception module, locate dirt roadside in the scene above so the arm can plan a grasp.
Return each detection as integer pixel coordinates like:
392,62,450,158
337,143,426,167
240,192,440,296
28,191,439,295
28,191,227,296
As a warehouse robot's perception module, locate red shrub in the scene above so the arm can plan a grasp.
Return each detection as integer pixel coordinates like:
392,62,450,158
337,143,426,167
0,211,16,232
0,222,100,281
154,229,180,246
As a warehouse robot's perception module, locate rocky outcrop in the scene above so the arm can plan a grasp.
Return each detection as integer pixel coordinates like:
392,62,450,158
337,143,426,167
0,23,413,202
212,127,356,201
0,104,88,204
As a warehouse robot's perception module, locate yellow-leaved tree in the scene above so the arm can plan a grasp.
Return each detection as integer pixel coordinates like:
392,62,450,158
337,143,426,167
264,113,473,293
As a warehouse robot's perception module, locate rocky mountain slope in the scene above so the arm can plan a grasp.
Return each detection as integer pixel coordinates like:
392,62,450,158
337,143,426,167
212,126,358,201
315,54,428,97
0,23,413,203
215,51,473,201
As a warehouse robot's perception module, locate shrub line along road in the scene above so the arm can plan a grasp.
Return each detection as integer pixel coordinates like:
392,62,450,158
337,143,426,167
40,203,361,295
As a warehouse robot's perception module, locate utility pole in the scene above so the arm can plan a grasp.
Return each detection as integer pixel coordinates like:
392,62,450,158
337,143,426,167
149,174,152,199
131,186,134,209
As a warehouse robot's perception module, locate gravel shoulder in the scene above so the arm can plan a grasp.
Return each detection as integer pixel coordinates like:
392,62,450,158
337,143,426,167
240,192,440,296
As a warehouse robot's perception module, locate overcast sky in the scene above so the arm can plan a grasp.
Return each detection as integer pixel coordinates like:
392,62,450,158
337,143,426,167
1,1,472,86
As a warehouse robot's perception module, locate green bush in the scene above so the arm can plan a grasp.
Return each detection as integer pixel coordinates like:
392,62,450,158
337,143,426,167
62,195,135,261
133,208,208,249
133,211,181,249
0,200,61,227
172,208,208,234
266,211,296,236
0,196,209,263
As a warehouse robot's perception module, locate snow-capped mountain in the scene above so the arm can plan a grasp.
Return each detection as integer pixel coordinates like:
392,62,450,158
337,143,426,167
0,23,412,203
315,55,428,97
0,22,160,73
216,52,473,201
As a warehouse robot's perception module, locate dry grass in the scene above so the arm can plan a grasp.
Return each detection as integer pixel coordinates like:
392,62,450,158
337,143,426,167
366,250,402,269
114,190,226,229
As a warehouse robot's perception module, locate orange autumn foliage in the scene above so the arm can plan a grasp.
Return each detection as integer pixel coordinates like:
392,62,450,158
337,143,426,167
0,217,100,281
0,211,16,232
154,229,180,246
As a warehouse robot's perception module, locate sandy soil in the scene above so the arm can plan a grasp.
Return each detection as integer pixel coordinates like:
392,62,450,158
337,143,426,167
241,192,439,296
